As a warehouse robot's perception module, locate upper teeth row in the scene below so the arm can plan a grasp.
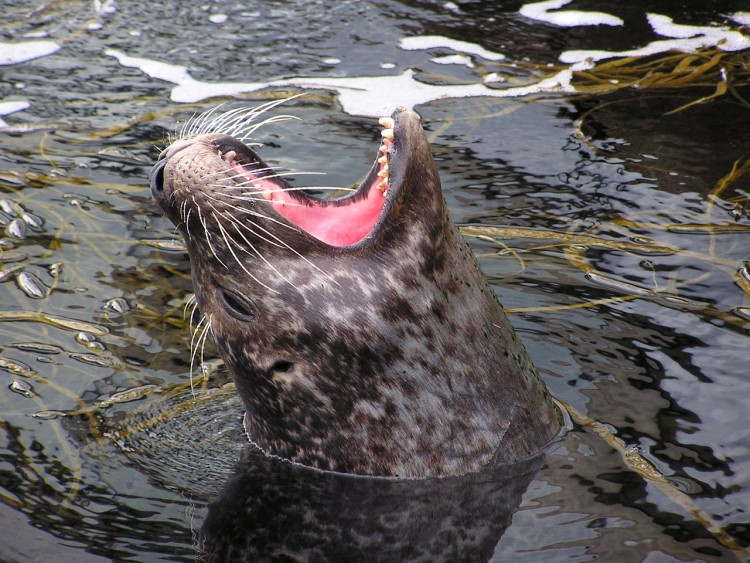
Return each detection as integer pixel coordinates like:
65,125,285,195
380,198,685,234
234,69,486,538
379,116,394,141
376,116,394,194
219,117,394,196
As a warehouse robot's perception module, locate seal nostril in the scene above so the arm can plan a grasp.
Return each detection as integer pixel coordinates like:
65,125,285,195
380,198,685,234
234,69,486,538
272,361,294,374
150,159,167,195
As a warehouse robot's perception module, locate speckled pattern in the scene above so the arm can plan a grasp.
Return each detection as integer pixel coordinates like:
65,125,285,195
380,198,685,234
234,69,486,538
197,446,544,561
150,107,561,477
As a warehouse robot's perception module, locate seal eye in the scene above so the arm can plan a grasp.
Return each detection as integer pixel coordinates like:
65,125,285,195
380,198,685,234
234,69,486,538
218,288,255,321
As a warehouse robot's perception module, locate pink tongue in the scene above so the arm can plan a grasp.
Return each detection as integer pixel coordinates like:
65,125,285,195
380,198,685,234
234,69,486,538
232,163,385,247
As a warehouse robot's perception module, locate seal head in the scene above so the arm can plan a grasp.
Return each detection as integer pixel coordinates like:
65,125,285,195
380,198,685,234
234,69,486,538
150,106,561,477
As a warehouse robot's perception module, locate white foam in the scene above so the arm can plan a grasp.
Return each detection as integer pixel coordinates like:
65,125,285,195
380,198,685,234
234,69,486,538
94,0,117,15
519,0,623,27
209,14,228,24
105,49,195,85
560,13,750,63
106,48,592,117
430,54,474,68
0,40,61,66
0,100,30,128
729,12,750,26
399,36,505,61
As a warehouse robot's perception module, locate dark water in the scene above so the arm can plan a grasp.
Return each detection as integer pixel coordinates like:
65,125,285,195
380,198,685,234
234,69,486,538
1,1,750,561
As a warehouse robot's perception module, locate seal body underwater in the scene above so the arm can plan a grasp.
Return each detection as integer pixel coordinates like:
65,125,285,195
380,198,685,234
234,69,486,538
149,104,561,478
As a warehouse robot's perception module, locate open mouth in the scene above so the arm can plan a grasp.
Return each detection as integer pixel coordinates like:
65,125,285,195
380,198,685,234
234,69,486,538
214,115,396,248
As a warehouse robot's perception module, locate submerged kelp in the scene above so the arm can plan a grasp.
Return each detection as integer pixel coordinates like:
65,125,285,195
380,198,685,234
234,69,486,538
571,47,750,111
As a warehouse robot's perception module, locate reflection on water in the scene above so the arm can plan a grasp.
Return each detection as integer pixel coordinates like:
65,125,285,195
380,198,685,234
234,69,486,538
1,0,749,560
199,447,542,561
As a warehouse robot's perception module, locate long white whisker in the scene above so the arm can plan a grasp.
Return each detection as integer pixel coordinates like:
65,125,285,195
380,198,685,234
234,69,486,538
203,106,262,136
228,216,287,249
200,166,276,181
230,94,305,126
212,171,326,191
228,208,331,279
201,190,302,230
232,185,353,193
203,198,288,247
195,199,228,268
184,294,198,322
208,202,279,293
177,94,307,142
204,166,326,185
189,314,210,397
224,111,297,139
222,213,298,288
221,194,309,208
190,102,227,137
236,115,301,142
184,207,193,239
198,191,323,276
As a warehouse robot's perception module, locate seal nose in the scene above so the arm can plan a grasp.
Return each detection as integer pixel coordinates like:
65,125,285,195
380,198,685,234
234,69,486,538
150,158,167,198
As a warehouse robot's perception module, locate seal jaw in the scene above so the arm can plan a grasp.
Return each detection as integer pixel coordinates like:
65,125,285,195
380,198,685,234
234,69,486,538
204,114,402,249
150,108,433,251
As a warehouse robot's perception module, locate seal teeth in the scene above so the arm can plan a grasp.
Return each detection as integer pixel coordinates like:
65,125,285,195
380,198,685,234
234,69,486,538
376,116,392,197
222,150,237,164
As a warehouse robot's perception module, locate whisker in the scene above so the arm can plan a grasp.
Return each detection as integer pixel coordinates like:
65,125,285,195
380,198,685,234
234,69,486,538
244,185,355,193
222,111,296,139
236,115,301,143
203,106,264,137
176,94,306,142
221,193,310,209
200,166,276,182
212,170,326,191
188,102,228,138
189,314,210,397
230,209,331,279
197,191,334,286
203,199,288,247
217,210,297,288
226,215,288,249
218,196,304,227
184,294,198,321
195,199,228,268
200,188,302,230
210,205,279,293
184,206,193,240
203,165,324,184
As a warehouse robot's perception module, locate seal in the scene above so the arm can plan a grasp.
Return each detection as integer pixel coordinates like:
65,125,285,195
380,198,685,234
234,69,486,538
149,103,561,477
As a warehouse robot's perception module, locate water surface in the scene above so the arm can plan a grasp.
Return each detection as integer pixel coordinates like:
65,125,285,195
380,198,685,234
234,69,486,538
1,1,749,561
